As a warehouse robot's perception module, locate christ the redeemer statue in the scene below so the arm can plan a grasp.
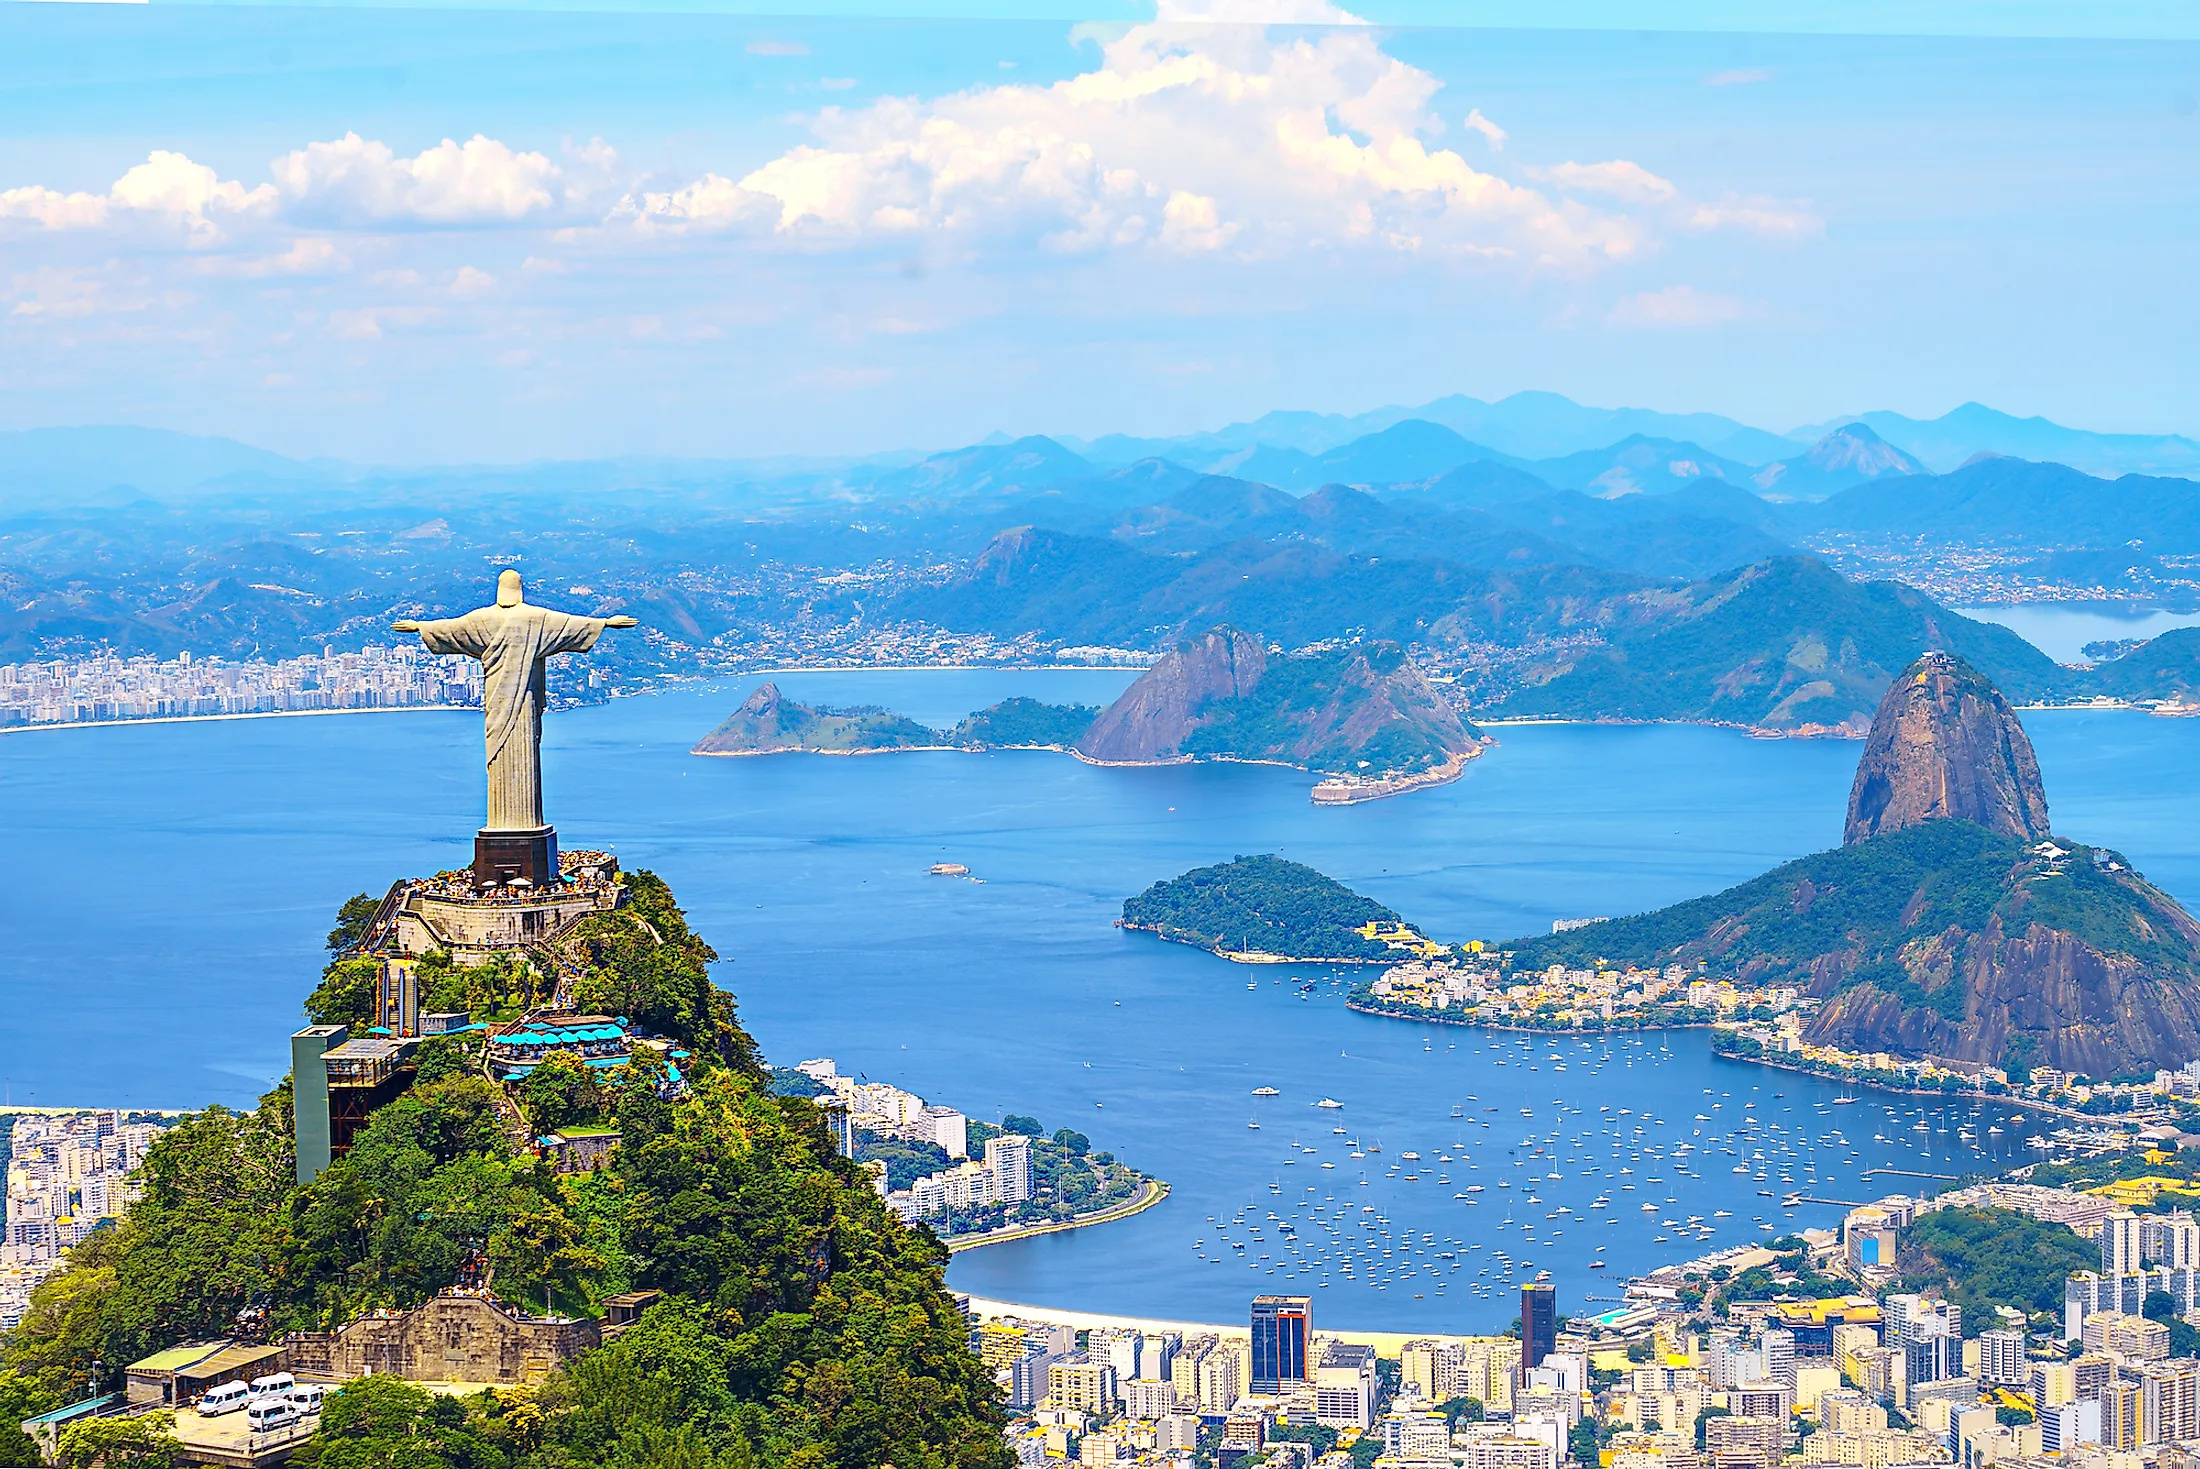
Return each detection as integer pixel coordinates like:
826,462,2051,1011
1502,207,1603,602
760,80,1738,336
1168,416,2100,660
395,570,637,888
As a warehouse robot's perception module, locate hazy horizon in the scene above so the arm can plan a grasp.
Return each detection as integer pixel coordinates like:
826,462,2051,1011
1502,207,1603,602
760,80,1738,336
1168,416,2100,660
5,3,2197,461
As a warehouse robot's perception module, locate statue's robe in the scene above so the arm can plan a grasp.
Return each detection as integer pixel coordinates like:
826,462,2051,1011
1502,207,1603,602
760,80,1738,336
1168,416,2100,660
411,604,608,831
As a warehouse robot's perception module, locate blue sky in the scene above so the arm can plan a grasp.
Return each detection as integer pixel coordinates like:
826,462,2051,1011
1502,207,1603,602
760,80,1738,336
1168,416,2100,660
2,0,2196,461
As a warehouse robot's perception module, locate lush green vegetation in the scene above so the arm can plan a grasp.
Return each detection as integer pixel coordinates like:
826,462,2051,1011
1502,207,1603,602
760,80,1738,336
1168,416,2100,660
1492,556,2072,728
564,870,756,1068
1123,855,1404,960
1175,643,1471,775
695,691,943,754
946,698,1099,748
856,1130,953,1193
1898,1206,2096,1328
1508,821,2200,1037
0,881,1008,1469
325,892,381,954
2144,1291,2200,1357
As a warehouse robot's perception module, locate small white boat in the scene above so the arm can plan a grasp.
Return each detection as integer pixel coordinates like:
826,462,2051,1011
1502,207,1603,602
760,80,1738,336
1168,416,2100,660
1252,1087,1280,1097
1316,1098,1344,1109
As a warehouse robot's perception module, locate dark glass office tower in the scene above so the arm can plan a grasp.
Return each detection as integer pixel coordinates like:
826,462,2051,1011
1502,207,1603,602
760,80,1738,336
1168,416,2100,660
1520,1280,1557,1381
1250,1295,1312,1393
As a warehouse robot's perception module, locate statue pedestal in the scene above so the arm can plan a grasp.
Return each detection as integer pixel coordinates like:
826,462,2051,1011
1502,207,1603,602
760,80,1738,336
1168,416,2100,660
474,826,558,890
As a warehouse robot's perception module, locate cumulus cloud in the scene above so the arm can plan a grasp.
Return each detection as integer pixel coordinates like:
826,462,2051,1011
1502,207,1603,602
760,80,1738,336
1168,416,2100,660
1532,159,1676,205
271,134,560,224
1,151,275,239
620,21,1636,268
1608,284,1752,328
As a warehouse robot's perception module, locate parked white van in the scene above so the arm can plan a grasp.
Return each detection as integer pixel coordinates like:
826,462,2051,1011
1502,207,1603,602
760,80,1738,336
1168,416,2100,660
197,1381,250,1417
289,1383,330,1415
248,1373,296,1400
245,1397,299,1433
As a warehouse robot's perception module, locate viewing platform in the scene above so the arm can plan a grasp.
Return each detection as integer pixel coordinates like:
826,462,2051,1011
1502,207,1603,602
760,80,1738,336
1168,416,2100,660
363,849,626,965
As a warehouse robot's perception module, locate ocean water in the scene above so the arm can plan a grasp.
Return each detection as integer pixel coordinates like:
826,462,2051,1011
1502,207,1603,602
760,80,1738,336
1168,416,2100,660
1958,603,2200,664
3,669,2196,1331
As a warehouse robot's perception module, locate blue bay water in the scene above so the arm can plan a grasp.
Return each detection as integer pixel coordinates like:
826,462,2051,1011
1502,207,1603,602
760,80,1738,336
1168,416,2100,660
3,669,2197,1331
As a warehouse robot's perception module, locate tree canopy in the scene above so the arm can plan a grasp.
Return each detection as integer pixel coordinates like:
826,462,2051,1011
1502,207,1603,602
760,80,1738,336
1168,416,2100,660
4,877,1007,1469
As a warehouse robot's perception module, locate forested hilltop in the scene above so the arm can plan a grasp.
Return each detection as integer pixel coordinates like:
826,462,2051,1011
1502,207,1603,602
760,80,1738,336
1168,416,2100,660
1121,855,1411,961
0,877,1008,1469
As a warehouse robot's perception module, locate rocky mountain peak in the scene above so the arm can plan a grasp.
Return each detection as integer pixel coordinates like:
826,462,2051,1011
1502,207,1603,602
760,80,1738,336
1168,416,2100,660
740,681,783,716
1806,422,1923,477
1076,627,1267,763
1844,651,2050,845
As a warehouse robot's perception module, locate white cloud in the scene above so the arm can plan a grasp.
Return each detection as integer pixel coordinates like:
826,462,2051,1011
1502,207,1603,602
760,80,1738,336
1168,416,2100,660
1462,108,1507,151
270,133,560,224
746,38,810,56
1688,193,1822,237
1532,159,1676,205
1704,68,1775,86
1608,284,1752,328
1,151,274,239
449,265,497,297
624,21,1635,268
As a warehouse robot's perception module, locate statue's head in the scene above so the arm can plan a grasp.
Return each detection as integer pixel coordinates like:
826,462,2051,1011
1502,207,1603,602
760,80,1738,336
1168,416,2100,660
497,570,524,608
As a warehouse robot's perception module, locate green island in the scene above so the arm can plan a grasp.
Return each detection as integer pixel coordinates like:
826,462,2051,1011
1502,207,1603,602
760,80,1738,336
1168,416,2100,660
0,877,1011,1469
1120,854,1419,962
693,683,1098,756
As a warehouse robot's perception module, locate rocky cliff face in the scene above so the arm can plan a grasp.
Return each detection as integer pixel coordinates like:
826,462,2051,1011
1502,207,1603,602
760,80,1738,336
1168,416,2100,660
1510,653,2200,1077
1845,651,2050,844
1074,627,1478,775
1075,628,1267,763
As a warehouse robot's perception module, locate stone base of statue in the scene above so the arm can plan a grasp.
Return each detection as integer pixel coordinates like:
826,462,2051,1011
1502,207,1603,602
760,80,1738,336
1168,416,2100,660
475,826,559,890
361,848,627,967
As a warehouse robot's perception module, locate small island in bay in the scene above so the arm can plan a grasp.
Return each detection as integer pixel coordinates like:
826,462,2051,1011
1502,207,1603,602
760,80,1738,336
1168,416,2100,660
692,682,1100,755
1119,853,1441,963
692,632,1485,803
1074,626,1485,801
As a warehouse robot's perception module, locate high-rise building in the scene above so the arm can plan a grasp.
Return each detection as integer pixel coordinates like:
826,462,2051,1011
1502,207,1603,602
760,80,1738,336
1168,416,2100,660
2040,1400,2102,1454
2143,1358,2200,1444
2103,1210,2145,1275
1197,1343,1246,1413
2143,1211,2200,1269
1521,1281,1558,1381
986,1135,1032,1203
1139,1332,1181,1384
1251,1295,1312,1394
2102,1380,2147,1452
1978,1329,2028,1386
1760,1329,1796,1389
1315,1342,1378,1431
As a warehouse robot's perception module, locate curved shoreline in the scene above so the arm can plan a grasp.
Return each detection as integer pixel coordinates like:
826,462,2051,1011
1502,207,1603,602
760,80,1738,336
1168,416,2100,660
1345,997,1718,1032
944,1178,1170,1254
1344,998,2130,1125
1121,924,1387,965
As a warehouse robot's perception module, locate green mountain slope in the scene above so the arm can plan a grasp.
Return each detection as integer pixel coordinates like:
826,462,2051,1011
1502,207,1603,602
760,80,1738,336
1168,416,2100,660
1506,819,2200,1077
1488,557,2071,730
